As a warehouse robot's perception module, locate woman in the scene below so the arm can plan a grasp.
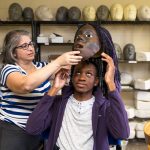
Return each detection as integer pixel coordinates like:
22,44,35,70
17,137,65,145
0,30,82,150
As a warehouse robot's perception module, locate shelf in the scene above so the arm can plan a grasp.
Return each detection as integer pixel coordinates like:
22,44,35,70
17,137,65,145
100,20,150,25
129,117,150,121
1,20,149,26
128,138,146,143
121,89,134,92
1,20,150,63
119,60,150,63
36,20,150,25
134,88,150,92
121,85,150,92
38,43,73,46
121,85,133,91
0,20,34,26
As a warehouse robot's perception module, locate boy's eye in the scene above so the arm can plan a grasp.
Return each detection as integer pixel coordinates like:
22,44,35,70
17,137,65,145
74,71,94,78
75,72,81,75
86,73,92,77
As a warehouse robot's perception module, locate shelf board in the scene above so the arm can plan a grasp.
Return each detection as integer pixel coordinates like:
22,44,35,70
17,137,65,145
36,20,150,25
119,60,150,63
121,88,134,92
129,117,150,121
1,20,150,26
0,20,33,26
100,20,150,25
121,85,150,92
128,138,146,143
39,43,73,46
134,88,150,92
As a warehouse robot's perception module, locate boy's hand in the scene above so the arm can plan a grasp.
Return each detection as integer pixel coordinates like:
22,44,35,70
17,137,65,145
101,52,116,91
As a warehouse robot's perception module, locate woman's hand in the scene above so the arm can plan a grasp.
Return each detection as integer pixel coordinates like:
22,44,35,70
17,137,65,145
54,51,83,67
48,68,70,96
101,52,116,91
53,68,70,89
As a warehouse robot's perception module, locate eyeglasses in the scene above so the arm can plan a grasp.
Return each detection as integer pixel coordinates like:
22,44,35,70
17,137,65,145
15,41,35,50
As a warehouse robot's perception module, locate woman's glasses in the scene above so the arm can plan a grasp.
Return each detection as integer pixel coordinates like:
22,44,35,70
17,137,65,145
15,41,35,50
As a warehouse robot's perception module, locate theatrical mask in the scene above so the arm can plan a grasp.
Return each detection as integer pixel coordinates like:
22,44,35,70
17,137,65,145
56,6,68,22
114,43,123,60
124,4,137,21
82,6,96,21
137,5,150,21
68,7,81,21
73,24,100,60
96,5,110,21
110,4,123,21
9,3,22,21
22,7,34,21
35,5,53,21
123,43,135,60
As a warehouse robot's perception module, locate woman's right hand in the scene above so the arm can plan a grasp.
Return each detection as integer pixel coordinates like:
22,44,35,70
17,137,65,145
54,51,83,66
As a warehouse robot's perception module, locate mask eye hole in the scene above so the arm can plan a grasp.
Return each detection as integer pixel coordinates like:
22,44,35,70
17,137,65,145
85,34,93,38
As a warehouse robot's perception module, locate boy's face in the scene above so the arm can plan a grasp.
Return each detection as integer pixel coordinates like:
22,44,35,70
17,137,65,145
72,62,99,94
73,24,100,60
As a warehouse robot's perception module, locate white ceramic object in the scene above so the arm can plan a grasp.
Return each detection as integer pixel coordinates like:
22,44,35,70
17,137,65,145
110,4,123,21
124,4,137,21
137,5,150,21
82,6,96,21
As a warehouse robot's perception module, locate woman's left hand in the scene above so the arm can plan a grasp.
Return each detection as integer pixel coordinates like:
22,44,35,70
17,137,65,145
53,68,70,90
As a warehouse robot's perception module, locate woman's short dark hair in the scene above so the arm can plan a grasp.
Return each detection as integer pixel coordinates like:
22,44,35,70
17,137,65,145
73,22,121,94
2,30,30,65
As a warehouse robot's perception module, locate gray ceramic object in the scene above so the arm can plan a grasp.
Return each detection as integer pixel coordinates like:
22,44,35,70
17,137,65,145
68,7,81,21
23,7,34,21
114,43,123,60
56,6,68,22
9,3,22,21
96,5,110,21
35,5,53,21
123,43,136,60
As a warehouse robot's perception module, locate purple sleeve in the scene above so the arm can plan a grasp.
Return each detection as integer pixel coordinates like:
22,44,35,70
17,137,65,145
106,90,130,139
26,95,58,135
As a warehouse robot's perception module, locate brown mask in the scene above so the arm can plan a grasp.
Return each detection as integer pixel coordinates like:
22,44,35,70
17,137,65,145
73,24,100,60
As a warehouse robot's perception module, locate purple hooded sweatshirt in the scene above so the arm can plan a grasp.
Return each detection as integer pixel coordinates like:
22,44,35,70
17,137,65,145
26,86,129,150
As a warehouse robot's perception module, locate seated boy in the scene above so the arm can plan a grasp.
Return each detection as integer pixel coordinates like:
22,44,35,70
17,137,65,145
26,52,129,150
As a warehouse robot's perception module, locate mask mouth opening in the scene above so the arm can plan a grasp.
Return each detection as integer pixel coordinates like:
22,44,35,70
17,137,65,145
74,43,83,49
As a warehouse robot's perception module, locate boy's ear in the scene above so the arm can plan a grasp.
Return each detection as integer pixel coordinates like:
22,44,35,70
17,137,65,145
94,78,99,86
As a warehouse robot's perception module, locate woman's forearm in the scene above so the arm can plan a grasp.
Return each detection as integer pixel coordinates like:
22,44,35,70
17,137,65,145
23,60,61,89
7,51,82,94
7,60,61,94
